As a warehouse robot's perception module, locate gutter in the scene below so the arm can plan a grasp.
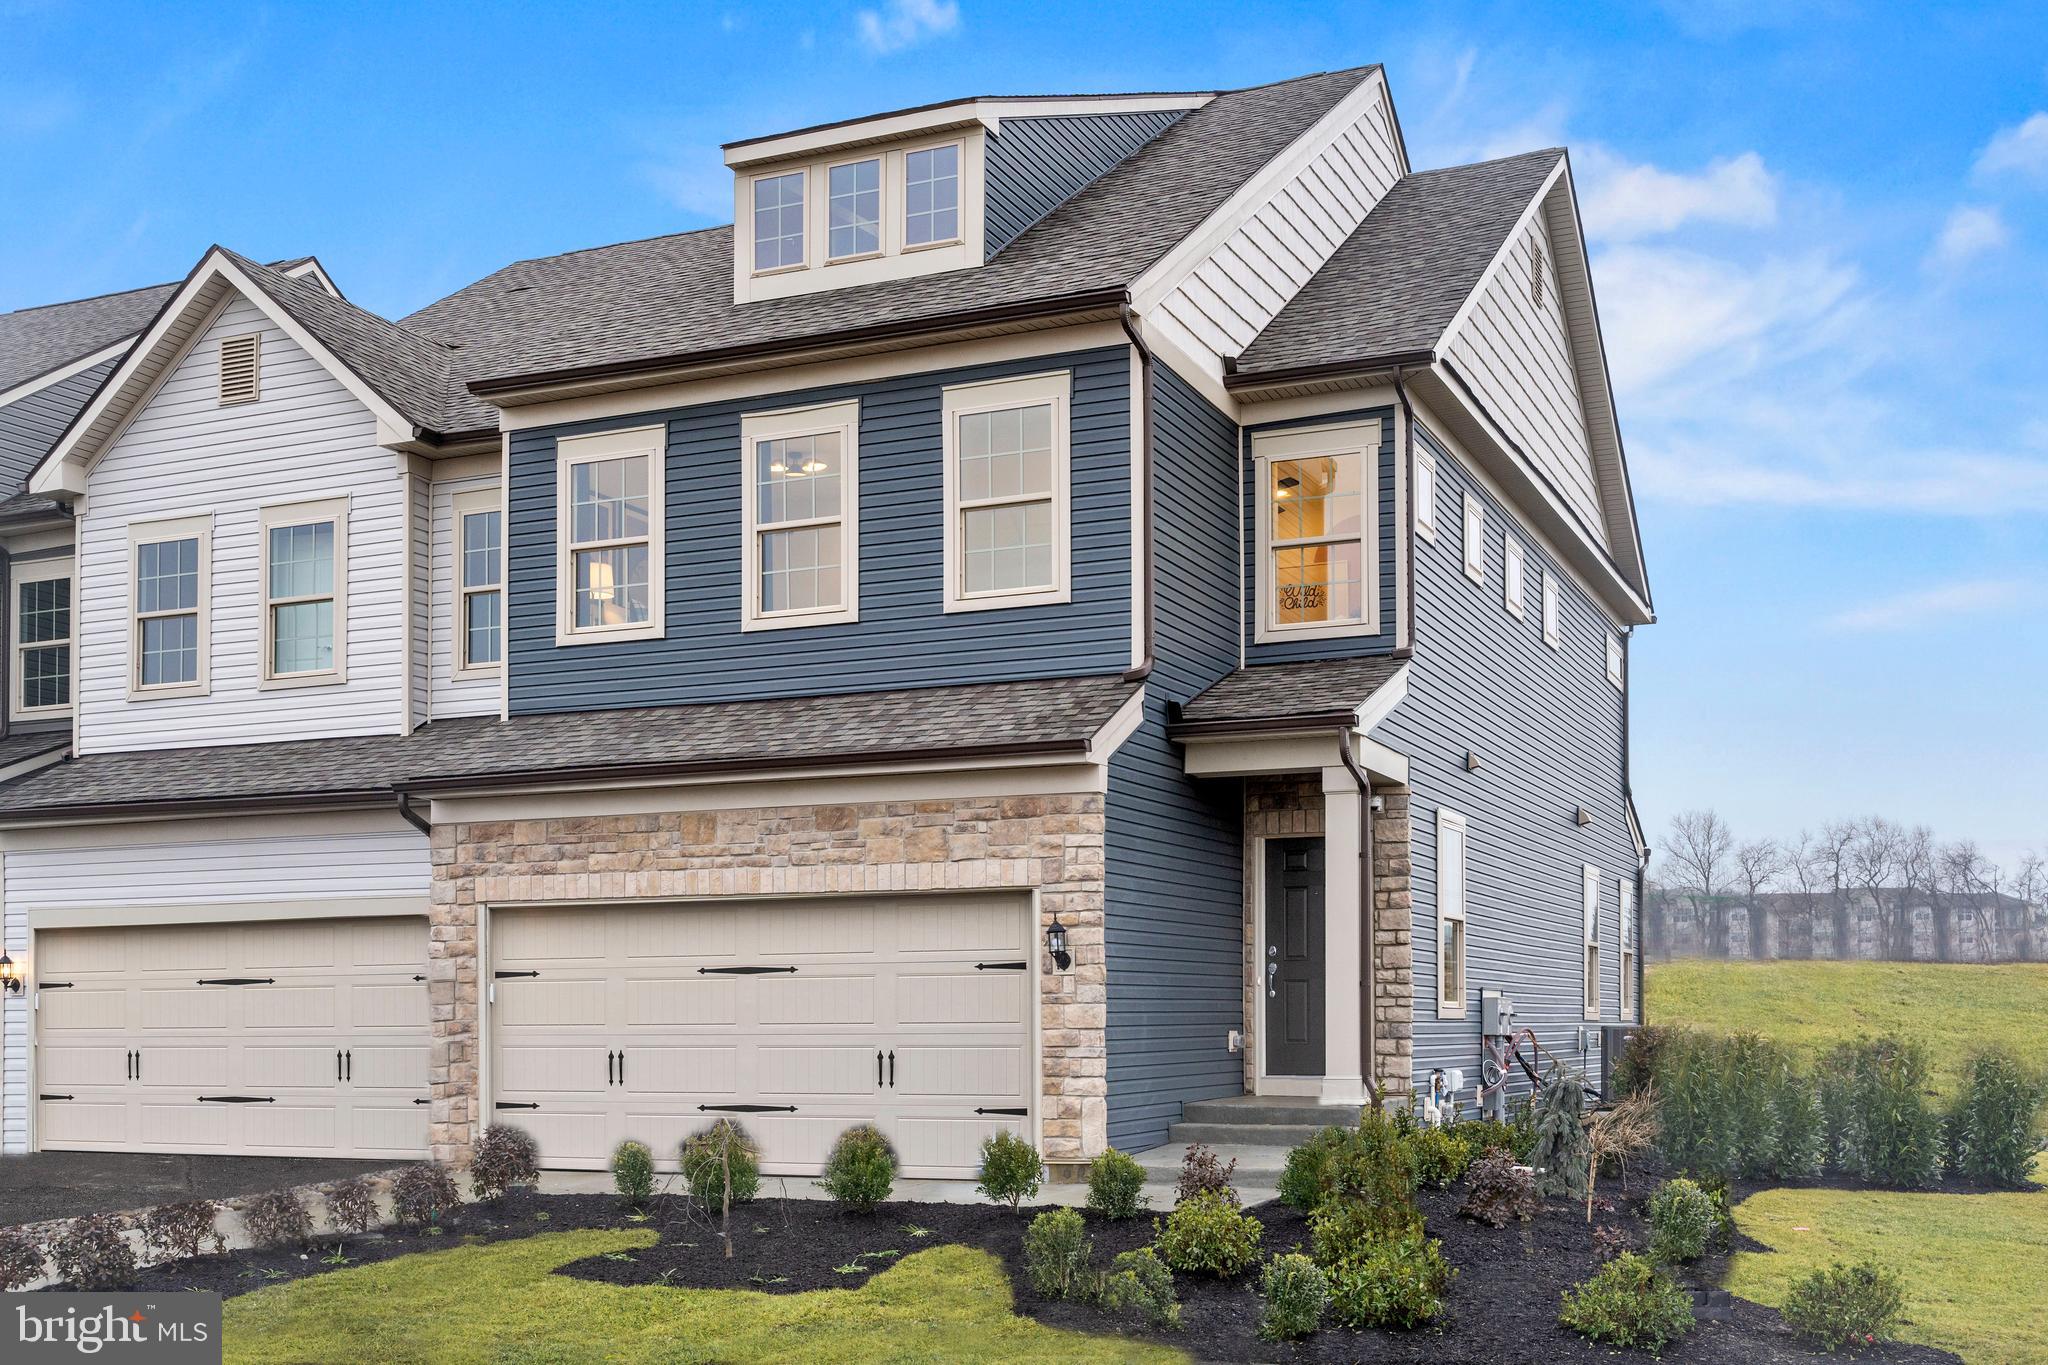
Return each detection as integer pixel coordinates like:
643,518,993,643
1221,347,1437,394
1337,726,1379,1110
1118,299,1155,683
395,790,431,835
1167,711,1359,740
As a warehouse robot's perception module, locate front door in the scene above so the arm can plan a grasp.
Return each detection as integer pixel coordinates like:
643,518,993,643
1264,838,1326,1076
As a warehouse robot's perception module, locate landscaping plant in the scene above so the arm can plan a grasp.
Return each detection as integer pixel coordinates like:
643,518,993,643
49,1215,136,1290
1022,1207,1093,1299
1174,1141,1238,1205
1097,1247,1181,1330
819,1124,898,1212
1405,1125,1473,1189
1530,1063,1592,1201
1816,1043,1862,1175
139,1199,225,1262
1853,1036,1943,1189
242,1189,313,1249
1458,1145,1539,1227
1083,1148,1147,1220
469,1123,542,1202
1610,1024,1670,1099
975,1131,1042,1210
1779,1259,1908,1354
1325,1230,1452,1330
681,1119,761,1259
1277,1126,1349,1211
1452,1110,1536,1163
0,1226,45,1291
1944,1051,2045,1187
1592,1223,1631,1261
323,1177,380,1235
1257,1252,1331,1341
1308,1186,1422,1267
1155,1189,1262,1276
1723,1031,1784,1179
391,1162,462,1228
1771,1060,1826,1180
1646,1177,1721,1264
1559,1252,1694,1353
611,1139,656,1208
1584,1089,1658,1220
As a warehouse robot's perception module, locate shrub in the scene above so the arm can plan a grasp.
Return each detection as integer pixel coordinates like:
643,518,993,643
1458,1146,1538,1228
1174,1141,1237,1206
1531,1064,1591,1201
1660,1030,1733,1177
241,1189,312,1249
1084,1148,1147,1220
1097,1247,1180,1330
1155,1190,1262,1277
0,1226,46,1291
1257,1252,1331,1341
49,1215,135,1290
1406,1126,1474,1189
1308,1192,1420,1271
1817,1044,1862,1175
1771,1062,1825,1180
1324,1107,1418,1221
324,1177,379,1235
1946,1052,2045,1188
1611,1025,1671,1099
1646,1177,1720,1264
1853,1037,1942,1189
1592,1223,1631,1261
1326,1231,1452,1330
1722,1032,1783,1180
392,1162,462,1227
138,1200,224,1262
681,1119,762,1207
1453,1113,1536,1163
612,1140,656,1207
1559,1252,1694,1353
976,1131,1043,1210
470,1124,541,1201
1022,1207,1093,1299
1780,1260,1907,1354
1278,1126,1349,1211
817,1124,897,1212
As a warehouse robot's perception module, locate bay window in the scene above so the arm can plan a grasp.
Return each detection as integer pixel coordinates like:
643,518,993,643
1253,420,1379,641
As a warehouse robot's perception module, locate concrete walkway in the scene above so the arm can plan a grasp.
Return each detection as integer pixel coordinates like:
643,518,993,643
0,1151,399,1226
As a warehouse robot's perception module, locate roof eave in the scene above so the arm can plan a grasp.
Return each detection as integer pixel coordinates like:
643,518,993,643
1223,347,1437,394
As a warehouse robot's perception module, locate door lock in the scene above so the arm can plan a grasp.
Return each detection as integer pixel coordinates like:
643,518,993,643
1267,961,1279,998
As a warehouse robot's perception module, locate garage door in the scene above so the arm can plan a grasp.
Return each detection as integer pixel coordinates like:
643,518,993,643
36,917,431,1158
490,895,1033,1178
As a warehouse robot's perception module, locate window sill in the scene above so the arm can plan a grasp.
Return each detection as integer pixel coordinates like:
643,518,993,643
1464,566,1484,585
942,585,1069,615
825,249,884,267
1543,633,1561,650
750,262,808,279
1252,616,1382,646
1415,523,1436,543
7,706,72,725
555,620,665,647
741,605,860,633
259,669,348,692
127,682,209,702
450,663,503,684
1435,1002,1467,1021
902,236,964,255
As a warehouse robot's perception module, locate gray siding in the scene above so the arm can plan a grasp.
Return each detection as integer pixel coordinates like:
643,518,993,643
507,347,1132,712
1105,365,1244,1151
983,112,1187,258
1380,424,1637,1097
0,357,113,487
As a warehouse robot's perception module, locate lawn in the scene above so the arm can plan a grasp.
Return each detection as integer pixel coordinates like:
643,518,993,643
221,1228,1181,1365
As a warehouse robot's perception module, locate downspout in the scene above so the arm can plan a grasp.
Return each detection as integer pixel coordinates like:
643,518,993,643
1118,300,1155,683
395,789,431,836
1337,726,1379,1110
1391,366,1416,662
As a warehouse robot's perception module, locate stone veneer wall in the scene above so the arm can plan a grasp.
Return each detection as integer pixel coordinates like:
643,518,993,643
1242,775,1414,1101
427,793,1106,1166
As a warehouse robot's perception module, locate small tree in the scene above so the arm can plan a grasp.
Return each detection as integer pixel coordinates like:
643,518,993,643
681,1119,760,1259
1530,1064,1591,1201
1584,1090,1658,1220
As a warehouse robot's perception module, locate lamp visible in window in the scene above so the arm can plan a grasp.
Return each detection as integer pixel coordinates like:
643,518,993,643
0,951,20,994
586,557,616,603
1046,916,1071,971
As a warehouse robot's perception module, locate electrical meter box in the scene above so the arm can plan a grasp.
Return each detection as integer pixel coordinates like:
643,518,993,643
1481,990,1516,1036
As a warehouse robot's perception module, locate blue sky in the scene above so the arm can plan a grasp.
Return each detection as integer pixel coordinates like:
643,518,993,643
4,1,2045,864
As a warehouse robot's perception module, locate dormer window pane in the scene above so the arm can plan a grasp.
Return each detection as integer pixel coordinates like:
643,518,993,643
828,159,881,259
905,144,959,246
753,171,806,270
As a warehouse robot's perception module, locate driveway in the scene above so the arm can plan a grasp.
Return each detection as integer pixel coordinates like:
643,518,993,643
0,1151,402,1225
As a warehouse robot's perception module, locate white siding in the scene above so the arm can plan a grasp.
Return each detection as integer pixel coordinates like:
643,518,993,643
429,474,500,719
74,293,409,753
1443,220,1608,547
1155,89,1404,361
2,867,25,1153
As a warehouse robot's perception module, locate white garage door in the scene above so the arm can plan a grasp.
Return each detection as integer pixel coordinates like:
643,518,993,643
490,895,1034,1178
35,917,431,1159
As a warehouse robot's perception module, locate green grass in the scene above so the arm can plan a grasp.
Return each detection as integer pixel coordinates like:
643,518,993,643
222,1228,1182,1365
1646,958,2048,1105
1727,1157,2048,1365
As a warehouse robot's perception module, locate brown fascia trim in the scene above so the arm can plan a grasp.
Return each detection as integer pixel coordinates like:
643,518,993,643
1167,712,1358,740
466,288,1132,401
0,788,394,827
1222,348,1437,393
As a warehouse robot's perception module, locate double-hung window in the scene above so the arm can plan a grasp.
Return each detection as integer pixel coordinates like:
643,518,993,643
752,170,806,272
130,516,210,697
942,372,1070,612
1583,863,1603,1020
454,489,502,673
1412,446,1437,541
1619,878,1638,1017
11,560,73,719
1462,492,1485,583
1253,421,1379,641
1607,632,1626,689
741,400,860,629
1542,571,1562,649
557,427,664,643
904,142,960,247
1504,536,1526,619
1437,809,1469,1019
827,157,881,260
261,499,347,685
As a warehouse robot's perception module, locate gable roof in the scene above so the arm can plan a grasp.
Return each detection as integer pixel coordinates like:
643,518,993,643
0,281,178,397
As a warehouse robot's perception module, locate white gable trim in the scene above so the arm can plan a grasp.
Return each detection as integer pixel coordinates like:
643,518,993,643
30,250,416,498
1434,158,1568,354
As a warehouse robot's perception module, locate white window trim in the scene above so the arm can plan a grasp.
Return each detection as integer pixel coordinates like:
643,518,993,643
258,496,350,690
747,169,807,278
740,399,861,631
1619,878,1637,1018
1541,571,1561,649
1606,632,1626,690
555,425,667,646
941,370,1072,614
1252,419,1382,644
1504,535,1526,620
9,556,74,722
823,154,886,265
452,486,503,679
1412,445,1437,542
901,136,966,253
1583,862,1603,1021
1462,492,1485,584
1436,808,1469,1020
127,513,212,701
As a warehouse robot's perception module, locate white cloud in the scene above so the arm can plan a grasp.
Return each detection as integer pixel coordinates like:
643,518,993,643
1823,580,2029,633
1577,149,1778,242
1926,205,2009,271
856,0,959,55
1974,112,2048,180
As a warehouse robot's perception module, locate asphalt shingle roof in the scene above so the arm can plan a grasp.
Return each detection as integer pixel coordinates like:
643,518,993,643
0,282,176,395
0,730,69,771
1176,655,1406,728
1234,148,1563,376
0,675,1138,816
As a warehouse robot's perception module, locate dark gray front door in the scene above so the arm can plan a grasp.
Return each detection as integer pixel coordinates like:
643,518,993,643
1264,838,1326,1076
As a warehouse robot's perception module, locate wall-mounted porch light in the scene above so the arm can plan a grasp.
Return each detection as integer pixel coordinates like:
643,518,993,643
0,952,21,995
1046,916,1072,972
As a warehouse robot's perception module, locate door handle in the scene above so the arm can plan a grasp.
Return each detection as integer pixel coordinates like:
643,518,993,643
336,1050,343,1083
344,1050,351,1083
606,1050,615,1085
1267,961,1279,998
877,1050,884,1088
617,1051,624,1087
127,1051,134,1081
135,1051,141,1081
887,1050,895,1088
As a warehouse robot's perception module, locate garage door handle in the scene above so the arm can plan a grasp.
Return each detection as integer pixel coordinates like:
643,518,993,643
698,1103,797,1113
697,965,798,975
198,1095,275,1104
975,1107,1028,1116
877,1050,884,1087
196,977,274,986
345,1050,351,1082
133,1051,141,1081
974,961,1028,971
336,1050,343,1082
607,1050,615,1085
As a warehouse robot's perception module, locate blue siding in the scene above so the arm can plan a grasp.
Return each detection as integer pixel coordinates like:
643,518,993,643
507,348,1132,712
1105,365,1245,1151
1240,407,1401,664
1380,424,1637,1096
983,112,1187,258
0,358,114,487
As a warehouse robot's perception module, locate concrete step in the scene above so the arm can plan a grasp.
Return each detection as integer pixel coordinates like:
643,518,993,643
1167,1121,1329,1148
1134,1141,1291,1184
1180,1096,1363,1128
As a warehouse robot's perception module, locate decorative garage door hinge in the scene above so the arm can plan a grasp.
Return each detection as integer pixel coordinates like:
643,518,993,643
39,1093,73,1101
495,1101,540,1110
196,977,275,986
974,961,1028,971
696,965,799,975
37,981,73,989
975,1107,1028,1116
197,1095,275,1104
697,1103,798,1113
493,970,540,979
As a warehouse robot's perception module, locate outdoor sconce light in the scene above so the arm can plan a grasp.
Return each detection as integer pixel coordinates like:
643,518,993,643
0,952,20,995
1046,916,1072,972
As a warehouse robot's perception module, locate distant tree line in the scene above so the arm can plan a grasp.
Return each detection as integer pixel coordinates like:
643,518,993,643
1649,810,2045,963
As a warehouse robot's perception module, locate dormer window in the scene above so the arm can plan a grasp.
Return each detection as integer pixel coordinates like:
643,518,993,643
828,158,882,260
752,170,806,272
904,143,960,247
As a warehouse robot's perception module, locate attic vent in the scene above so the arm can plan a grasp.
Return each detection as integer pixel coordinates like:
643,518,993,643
1529,231,1546,308
218,334,261,406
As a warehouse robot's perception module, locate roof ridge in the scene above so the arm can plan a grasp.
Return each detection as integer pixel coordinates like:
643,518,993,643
1222,63,1382,96
1407,146,1565,178
1,278,177,318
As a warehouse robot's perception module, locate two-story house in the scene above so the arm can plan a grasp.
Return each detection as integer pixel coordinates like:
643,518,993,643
0,64,1651,1181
